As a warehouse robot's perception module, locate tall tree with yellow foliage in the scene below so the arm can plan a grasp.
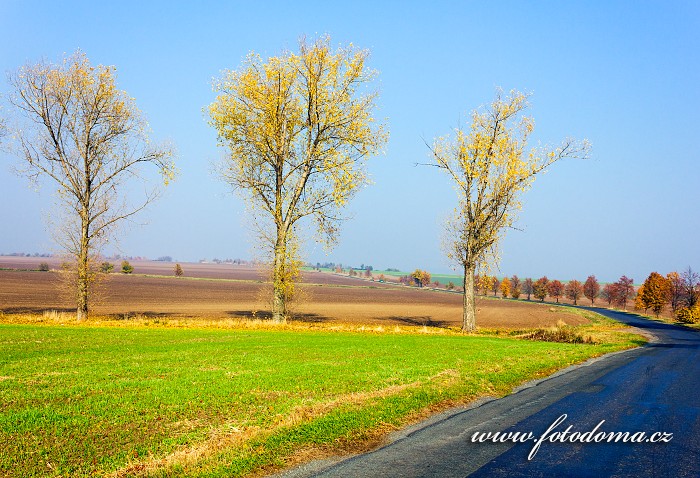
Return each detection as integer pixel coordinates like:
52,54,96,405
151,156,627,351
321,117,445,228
209,36,387,322
8,51,176,321
432,90,589,331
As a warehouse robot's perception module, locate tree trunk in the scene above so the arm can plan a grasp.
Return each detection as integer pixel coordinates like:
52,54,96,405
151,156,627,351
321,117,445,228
271,236,287,324
461,264,476,333
76,215,90,321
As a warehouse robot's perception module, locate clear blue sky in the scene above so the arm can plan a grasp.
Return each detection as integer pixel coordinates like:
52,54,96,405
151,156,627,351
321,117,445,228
1,1,698,283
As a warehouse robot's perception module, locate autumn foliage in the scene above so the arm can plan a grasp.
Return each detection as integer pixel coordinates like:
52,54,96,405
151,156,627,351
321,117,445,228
533,277,549,302
499,277,511,298
548,280,564,303
410,269,432,288
565,280,583,305
583,275,600,305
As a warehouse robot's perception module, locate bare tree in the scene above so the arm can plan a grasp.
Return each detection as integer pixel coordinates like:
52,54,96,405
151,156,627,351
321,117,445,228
614,276,635,310
666,272,684,312
682,267,699,308
208,36,387,323
523,277,534,300
432,90,589,331
7,51,175,320
509,275,521,299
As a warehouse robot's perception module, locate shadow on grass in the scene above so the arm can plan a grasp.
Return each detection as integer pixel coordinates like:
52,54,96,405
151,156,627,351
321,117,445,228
226,310,332,323
383,316,448,328
1,307,74,314
107,311,174,320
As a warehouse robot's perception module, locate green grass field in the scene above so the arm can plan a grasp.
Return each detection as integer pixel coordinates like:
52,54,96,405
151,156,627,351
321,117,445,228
0,322,642,477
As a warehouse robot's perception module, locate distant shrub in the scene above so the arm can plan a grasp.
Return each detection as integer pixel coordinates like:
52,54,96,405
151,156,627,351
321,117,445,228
447,281,455,290
174,263,184,277
38,262,50,272
100,262,114,273
377,274,385,282
525,327,593,344
676,305,700,324
121,260,134,274
410,269,431,287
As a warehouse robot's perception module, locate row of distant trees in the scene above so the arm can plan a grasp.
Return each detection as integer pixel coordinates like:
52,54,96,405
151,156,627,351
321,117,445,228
472,268,700,322
635,269,699,322
97,261,183,277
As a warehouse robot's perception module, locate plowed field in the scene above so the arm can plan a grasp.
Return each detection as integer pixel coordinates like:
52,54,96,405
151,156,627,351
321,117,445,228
0,257,587,328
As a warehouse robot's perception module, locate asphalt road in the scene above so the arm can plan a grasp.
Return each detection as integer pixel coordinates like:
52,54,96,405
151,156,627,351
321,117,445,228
282,308,700,478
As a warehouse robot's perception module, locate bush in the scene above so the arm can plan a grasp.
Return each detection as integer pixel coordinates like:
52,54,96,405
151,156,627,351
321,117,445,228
121,260,134,274
447,281,455,290
100,262,114,273
38,262,50,272
525,327,593,344
174,263,183,277
676,305,700,323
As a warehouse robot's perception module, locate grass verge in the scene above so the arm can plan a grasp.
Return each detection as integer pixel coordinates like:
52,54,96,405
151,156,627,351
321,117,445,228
0,315,644,477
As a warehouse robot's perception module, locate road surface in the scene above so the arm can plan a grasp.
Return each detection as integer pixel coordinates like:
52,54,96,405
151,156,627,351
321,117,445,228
281,308,700,477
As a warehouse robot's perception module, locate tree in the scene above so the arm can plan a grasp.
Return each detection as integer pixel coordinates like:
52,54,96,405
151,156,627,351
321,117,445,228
635,284,648,312
681,267,699,308
533,276,549,302
100,262,114,274
548,280,564,303
615,276,635,310
565,280,583,305
411,269,431,287
509,275,521,299
491,276,500,297
667,272,684,313
583,275,600,305
476,275,491,295
7,51,175,320
601,283,615,306
639,272,670,317
208,36,387,323
121,260,133,274
174,263,184,277
431,89,589,332
523,278,534,300
499,277,511,298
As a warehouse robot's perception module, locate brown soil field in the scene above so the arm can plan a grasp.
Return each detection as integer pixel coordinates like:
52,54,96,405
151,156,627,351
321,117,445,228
0,257,589,329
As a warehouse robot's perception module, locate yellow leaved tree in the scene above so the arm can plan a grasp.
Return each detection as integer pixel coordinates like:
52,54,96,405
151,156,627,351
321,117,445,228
208,36,387,323
432,90,590,332
8,51,176,321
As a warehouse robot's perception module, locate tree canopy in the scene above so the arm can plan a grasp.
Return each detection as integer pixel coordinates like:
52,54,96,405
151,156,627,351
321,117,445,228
208,36,387,322
432,90,589,331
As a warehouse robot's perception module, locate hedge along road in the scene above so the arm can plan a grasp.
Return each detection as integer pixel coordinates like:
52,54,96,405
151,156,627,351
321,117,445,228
280,309,700,478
